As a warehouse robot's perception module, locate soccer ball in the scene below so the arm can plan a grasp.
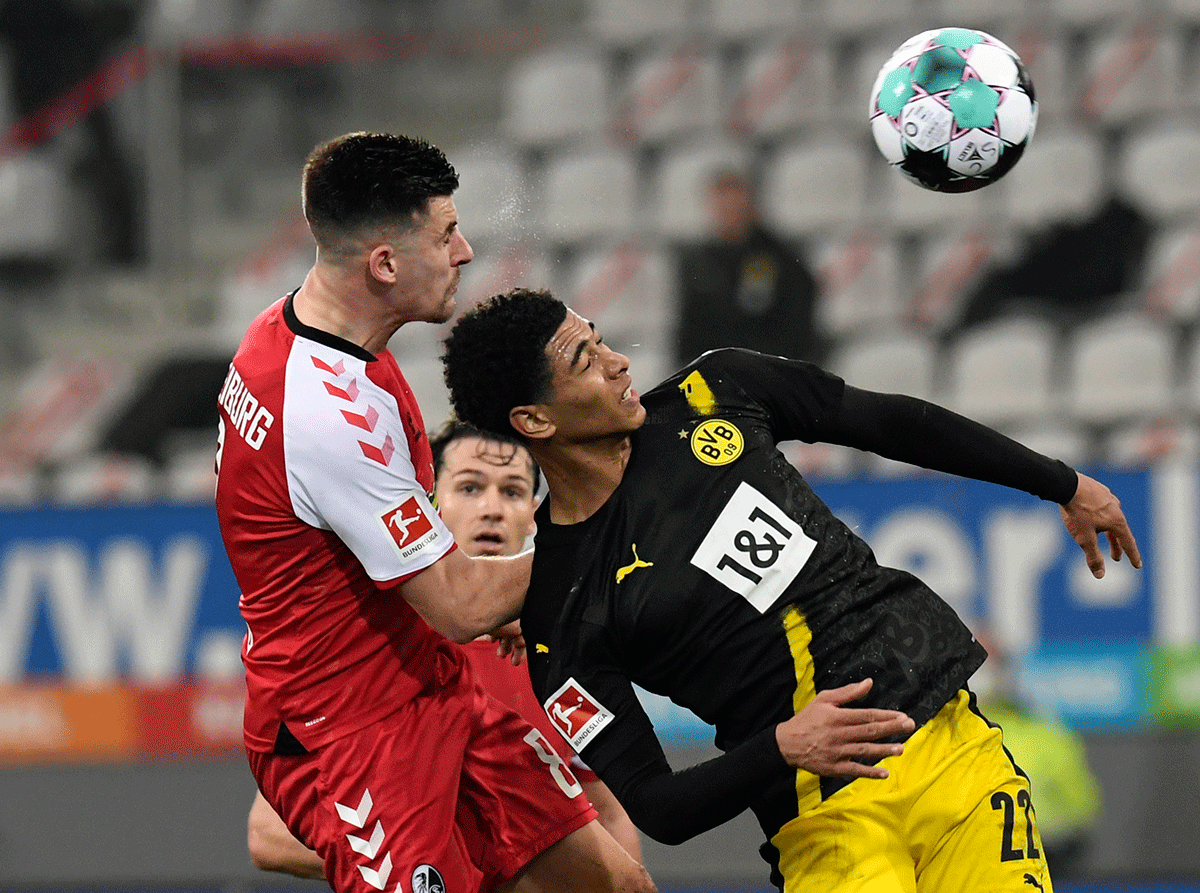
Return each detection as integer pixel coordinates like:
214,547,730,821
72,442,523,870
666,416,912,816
868,27,1037,193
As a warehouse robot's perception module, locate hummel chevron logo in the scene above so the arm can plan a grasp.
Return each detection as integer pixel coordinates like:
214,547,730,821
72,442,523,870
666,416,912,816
324,378,361,402
360,433,395,466
346,820,385,857
335,789,372,828
342,404,379,432
311,356,346,376
358,852,393,890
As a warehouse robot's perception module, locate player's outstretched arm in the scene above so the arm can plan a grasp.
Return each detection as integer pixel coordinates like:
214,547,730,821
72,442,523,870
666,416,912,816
775,678,915,778
247,791,324,880
398,547,533,643
1059,471,1143,579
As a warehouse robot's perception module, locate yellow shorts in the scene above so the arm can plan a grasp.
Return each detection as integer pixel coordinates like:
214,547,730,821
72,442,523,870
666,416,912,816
771,690,1054,893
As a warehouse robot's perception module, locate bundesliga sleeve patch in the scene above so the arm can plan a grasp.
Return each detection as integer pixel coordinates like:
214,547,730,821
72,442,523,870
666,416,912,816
378,496,438,561
543,678,614,752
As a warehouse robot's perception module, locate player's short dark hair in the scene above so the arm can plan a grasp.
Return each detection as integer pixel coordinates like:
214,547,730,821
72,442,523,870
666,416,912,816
429,419,541,495
441,288,568,439
302,132,459,252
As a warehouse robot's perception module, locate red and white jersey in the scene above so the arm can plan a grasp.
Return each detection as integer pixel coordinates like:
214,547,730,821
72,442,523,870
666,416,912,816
216,294,458,752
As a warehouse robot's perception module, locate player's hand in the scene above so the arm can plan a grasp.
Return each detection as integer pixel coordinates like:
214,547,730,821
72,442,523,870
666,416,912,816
484,621,526,666
775,678,915,779
1059,471,1143,579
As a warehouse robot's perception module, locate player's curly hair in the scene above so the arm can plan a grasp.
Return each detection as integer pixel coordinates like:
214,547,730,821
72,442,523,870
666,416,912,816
302,132,459,253
442,288,568,438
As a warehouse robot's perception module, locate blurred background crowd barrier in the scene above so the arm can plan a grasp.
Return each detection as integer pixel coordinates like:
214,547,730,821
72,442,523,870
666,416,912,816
2,0,1200,890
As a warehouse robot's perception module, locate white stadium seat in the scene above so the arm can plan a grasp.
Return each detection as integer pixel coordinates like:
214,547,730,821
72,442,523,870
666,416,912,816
1074,23,1175,128
1102,419,1199,466
1140,225,1200,326
705,0,807,43
1064,311,1178,424
726,37,836,137
812,230,905,340
503,47,610,147
454,242,557,313
0,153,67,258
1048,0,1142,29
538,145,640,244
613,44,724,145
1003,421,1094,468
449,144,529,245
563,240,676,366
1118,123,1200,220
821,0,915,37
946,316,1060,427
829,329,938,401
587,0,695,47
761,138,871,237
648,137,754,242
1002,128,1106,230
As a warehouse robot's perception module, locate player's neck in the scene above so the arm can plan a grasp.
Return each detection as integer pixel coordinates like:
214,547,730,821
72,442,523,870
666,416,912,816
533,436,632,525
293,265,402,355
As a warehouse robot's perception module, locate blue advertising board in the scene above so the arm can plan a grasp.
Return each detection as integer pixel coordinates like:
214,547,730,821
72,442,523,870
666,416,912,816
1,463,1196,734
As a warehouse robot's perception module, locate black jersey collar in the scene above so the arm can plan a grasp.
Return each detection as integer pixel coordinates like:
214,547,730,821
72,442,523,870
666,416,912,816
283,289,377,363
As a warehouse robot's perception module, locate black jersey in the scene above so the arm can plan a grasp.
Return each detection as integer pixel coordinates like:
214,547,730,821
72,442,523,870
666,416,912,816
523,348,1077,847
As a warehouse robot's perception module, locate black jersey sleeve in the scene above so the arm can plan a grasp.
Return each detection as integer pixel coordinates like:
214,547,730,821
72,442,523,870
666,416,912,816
583,686,789,845
709,349,1079,504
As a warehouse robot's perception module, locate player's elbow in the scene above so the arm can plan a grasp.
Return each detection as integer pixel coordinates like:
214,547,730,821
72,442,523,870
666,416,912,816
626,808,693,847
246,821,281,872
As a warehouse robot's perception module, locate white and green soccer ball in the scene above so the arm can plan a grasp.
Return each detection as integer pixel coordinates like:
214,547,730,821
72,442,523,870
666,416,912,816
869,27,1037,193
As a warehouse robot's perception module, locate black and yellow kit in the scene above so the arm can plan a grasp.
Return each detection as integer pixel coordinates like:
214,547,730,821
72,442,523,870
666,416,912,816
524,349,1072,891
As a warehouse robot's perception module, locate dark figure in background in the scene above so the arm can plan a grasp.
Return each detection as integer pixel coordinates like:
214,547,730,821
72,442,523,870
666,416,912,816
0,0,143,265
953,195,1155,333
674,169,824,368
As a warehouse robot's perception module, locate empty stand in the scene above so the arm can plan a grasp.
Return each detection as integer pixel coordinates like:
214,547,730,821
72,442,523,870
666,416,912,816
537,144,640,244
946,316,1061,427
648,137,753,241
503,47,610,147
1064,310,1178,424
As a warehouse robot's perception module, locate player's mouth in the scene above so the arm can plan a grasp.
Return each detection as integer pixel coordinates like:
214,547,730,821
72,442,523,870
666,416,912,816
620,384,640,407
473,532,507,555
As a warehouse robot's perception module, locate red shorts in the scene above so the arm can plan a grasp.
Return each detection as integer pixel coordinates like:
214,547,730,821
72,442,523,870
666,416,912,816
459,639,599,783
249,650,597,893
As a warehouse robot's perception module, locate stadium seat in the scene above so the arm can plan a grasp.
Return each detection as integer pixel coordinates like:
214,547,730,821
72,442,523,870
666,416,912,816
448,144,529,246
882,175,992,239
760,138,871,237
454,242,556,312
648,137,754,242
1102,419,1199,466
1001,128,1106,230
250,0,358,34
828,329,939,401
165,445,219,503
0,153,67,258
1074,22,1174,127
1184,331,1200,415
148,0,244,39
907,229,1014,333
1166,0,1200,23
1009,25,1072,124
1064,310,1178,424
945,316,1061,427
1117,123,1200,220
1002,420,1094,468
1048,0,1142,29
537,145,640,244
613,44,723,145
705,0,807,44
1140,224,1200,325
923,0,1030,34
503,47,610,147
726,37,836,137
821,0,915,37
562,240,676,359
779,440,861,480
812,229,905,340
51,454,160,505
586,0,695,47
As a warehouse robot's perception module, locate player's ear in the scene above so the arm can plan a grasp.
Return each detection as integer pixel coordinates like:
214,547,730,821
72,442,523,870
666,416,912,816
367,243,397,285
510,405,554,442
